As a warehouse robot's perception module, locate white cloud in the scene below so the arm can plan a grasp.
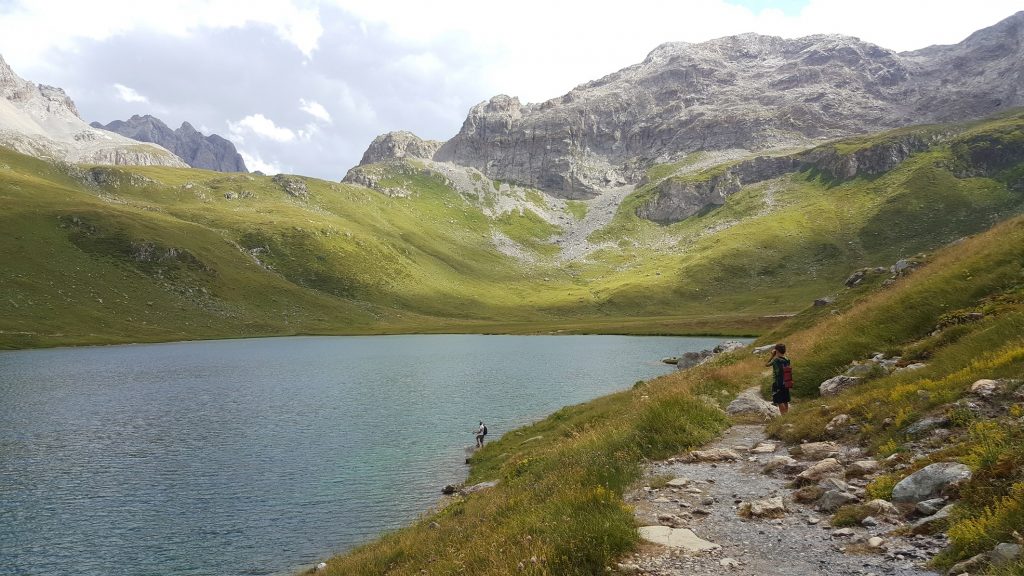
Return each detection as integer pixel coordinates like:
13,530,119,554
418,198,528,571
297,122,319,141
299,98,331,123
237,149,282,175
0,0,323,71
336,0,1024,103
112,83,148,103
228,113,296,142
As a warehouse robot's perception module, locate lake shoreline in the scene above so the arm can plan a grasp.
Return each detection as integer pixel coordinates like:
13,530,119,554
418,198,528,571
0,314,773,351
2,335,733,576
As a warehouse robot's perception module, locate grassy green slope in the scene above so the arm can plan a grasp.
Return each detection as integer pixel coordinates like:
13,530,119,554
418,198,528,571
2,110,1023,348
321,212,1024,576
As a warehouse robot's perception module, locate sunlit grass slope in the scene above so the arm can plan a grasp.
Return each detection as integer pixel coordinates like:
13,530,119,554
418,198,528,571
1,110,1023,348
322,212,1024,576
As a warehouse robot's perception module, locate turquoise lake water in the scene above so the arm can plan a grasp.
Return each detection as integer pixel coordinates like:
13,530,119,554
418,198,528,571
0,334,741,575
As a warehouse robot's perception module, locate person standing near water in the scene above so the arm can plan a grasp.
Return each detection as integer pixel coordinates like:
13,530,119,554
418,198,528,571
766,343,791,414
475,421,488,448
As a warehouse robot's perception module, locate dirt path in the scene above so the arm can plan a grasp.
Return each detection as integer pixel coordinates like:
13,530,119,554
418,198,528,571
622,425,943,576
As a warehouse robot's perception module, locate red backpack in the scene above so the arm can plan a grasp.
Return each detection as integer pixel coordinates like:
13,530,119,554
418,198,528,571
782,360,794,389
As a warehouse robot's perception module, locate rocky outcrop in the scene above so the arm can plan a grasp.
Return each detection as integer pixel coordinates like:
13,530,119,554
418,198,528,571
358,131,443,165
0,54,185,168
91,115,247,172
637,132,942,223
412,13,1024,200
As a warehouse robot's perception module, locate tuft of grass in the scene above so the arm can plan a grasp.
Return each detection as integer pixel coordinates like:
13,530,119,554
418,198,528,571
565,200,588,220
831,504,876,527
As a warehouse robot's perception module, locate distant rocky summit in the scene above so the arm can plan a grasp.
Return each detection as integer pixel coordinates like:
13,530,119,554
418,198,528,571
358,131,442,166
0,54,185,168
357,12,1024,199
91,115,246,172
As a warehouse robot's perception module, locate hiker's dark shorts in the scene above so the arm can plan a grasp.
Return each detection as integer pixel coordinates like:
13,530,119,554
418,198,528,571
772,386,791,405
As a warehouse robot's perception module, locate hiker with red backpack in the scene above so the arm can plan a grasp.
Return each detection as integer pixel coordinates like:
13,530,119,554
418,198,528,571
766,343,793,414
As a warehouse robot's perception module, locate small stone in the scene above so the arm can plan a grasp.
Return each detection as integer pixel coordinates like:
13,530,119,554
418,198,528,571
687,448,742,462
738,496,786,518
868,536,885,548
762,455,801,473
816,489,859,512
720,557,741,568
751,442,778,454
832,528,855,537
796,458,844,485
653,497,671,503
861,516,879,527
846,460,881,477
916,498,946,516
701,497,715,506
793,442,841,461
825,414,853,435
970,379,1001,397
910,504,955,535
666,477,690,487
807,516,821,525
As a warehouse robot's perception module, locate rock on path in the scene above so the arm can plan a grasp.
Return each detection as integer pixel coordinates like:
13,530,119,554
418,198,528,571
625,425,940,576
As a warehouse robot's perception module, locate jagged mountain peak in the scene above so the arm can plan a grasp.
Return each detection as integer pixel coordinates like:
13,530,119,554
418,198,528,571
93,114,247,173
416,13,1024,198
0,54,185,167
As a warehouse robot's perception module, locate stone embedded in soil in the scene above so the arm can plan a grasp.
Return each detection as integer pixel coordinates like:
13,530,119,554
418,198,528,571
795,458,844,485
639,526,721,552
738,496,786,518
864,499,899,517
792,441,840,461
666,477,691,487
751,442,777,454
910,504,954,535
817,489,860,512
846,459,881,476
687,448,742,462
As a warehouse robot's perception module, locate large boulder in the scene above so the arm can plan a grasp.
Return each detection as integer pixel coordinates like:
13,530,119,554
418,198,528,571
819,375,863,396
891,462,972,503
726,388,781,419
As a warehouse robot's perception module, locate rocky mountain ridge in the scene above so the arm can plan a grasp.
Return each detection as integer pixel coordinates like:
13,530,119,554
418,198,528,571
0,54,185,168
91,115,247,173
357,12,1024,202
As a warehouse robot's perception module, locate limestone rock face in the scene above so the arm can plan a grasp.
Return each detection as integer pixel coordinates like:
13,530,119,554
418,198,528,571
417,13,1024,200
358,131,443,165
0,54,185,168
91,115,247,172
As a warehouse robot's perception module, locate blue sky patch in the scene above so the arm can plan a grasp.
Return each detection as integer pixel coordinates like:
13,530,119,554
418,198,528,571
725,0,810,16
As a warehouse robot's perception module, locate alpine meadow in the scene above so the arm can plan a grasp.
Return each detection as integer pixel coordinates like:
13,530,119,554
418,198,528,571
2,5,1024,576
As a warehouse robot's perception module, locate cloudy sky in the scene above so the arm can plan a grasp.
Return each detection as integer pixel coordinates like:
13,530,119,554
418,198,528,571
0,0,1019,179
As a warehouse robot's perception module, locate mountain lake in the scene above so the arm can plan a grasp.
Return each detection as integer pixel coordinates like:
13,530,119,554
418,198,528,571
0,334,749,575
